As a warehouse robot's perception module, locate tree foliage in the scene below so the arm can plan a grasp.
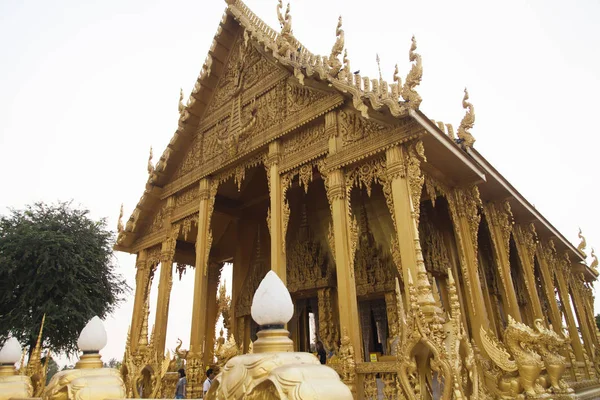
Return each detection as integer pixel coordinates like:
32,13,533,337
45,357,59,385
596,314,600,331
103,357,122,369
0,201,129,355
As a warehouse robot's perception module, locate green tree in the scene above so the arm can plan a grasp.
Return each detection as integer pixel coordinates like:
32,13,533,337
103,357,122,369
45,357,59,385
596,314,600,331
0,201,129,355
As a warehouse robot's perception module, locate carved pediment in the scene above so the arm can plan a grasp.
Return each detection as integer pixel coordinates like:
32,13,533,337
338,108,391,146
137,201,168,238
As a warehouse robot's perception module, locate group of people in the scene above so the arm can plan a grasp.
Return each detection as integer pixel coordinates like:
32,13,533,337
175,368,215,399
173,341,327,399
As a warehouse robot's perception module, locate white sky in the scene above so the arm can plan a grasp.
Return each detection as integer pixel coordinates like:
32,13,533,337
1,0,599,366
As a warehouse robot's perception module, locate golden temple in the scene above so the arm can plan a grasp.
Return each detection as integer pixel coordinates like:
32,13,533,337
106,0,600,398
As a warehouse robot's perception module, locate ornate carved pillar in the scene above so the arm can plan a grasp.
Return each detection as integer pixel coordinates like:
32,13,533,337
482,201,521,322
385,145,418,290
569,274,597,365
513,224,544,322
554,253,586,363
188,178,216,398
536,242,564,334
317,287,339,354
153,197,177,358
324,168,362,365
446,186,490,351
385,143,440,324
267,140,288,284
130,249,149,353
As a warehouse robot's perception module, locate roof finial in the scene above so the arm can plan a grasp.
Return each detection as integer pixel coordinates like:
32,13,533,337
178,88,185,114
276,0,294,56
117,204,124,233
376,53,383,82
591,247,598,270
457,88,476,148
401,36,423,109
327,16,344,78
577,228,587,253
147,146,154,175
393,64,401,87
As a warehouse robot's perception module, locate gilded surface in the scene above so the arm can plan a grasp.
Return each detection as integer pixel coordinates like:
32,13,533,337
113,1,600,399
43,368,126,400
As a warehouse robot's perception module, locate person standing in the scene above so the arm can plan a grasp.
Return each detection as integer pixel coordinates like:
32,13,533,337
175,368,186,399
203,368,215,397
316,341,327,365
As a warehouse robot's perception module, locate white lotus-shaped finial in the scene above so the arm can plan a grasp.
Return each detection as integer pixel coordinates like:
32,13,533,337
251,271,293,326
77,316,107,352
0,337,22,365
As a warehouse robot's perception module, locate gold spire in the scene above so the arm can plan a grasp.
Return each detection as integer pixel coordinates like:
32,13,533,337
147,146,154,175
26,314,46,375
401,36,423,109
139,298,150,350
457,88,476,148
117,204,124,233
577,228,587,253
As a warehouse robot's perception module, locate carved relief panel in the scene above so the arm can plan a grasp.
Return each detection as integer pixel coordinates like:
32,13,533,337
286,204,335,293
419,208,451,277
353,202,396,297
338,108,389,146
235,227,269,317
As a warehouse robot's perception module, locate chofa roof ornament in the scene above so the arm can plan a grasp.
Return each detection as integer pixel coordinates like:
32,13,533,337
457,88,476,148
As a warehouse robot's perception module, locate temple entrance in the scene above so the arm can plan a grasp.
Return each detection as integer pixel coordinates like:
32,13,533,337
358,298,388,361
291,296,318,353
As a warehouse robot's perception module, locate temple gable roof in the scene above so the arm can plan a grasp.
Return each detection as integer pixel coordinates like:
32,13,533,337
114,0,588,269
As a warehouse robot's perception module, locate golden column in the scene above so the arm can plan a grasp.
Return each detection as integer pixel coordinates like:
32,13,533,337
513,224,544,321
153,197,176,358
129,249,149,353
385,145,418,291
267,140,287,284
569,274,597,365
188,177,216,398
536,242,564,334
554,254,586,364
482,201,522,322
446,186,490,351
325,168,362,364
385,143,440,323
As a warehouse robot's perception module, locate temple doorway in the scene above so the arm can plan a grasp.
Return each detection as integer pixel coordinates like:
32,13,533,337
359,298,388,361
